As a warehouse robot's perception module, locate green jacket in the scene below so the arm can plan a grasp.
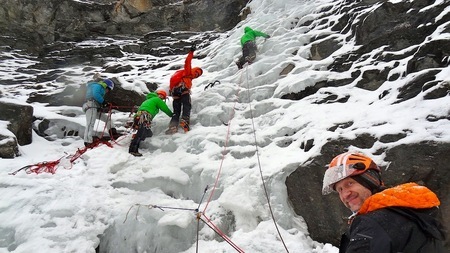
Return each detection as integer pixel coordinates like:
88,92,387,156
139,92,173,118
240,26,269,46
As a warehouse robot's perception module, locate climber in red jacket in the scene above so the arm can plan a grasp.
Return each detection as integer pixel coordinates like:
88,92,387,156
165,44,203,134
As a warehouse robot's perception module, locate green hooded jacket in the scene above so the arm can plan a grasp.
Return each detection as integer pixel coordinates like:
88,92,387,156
139,92,173,118
240,26,269,46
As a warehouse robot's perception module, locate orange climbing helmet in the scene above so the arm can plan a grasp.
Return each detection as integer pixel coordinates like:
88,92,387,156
191,67,203,78
156,90,167,99
322,152,382,195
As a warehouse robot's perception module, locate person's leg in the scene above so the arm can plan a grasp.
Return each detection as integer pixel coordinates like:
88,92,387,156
99,114,121,140
169,98,182,128
236,44,250,69
180,94,191,132
84,100,97,145
98,111,120,139
180,94,191,120
146,127,153,138
246,41,257,63
99,111,113,131
129,123,146,156
236,52,246,69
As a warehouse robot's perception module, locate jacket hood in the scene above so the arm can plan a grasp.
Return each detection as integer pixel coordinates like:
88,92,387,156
358,183,445,241
244,26,253,33
98,81,108,89
145,92,158,100
87,81,107,89
359,183,440,214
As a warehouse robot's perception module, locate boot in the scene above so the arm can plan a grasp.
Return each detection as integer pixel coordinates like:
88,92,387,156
165,126,178,135
109,128,122,139
129,145,142,157
236,61,243,69
130,151,143,157
245,55,256,64
179,119,190,133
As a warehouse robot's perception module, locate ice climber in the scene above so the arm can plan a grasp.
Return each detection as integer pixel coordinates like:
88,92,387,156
83,78,120,147
129,90,173,157
235,26,270,69
165,43,203,134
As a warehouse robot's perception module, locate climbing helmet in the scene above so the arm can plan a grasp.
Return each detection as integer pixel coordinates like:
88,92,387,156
322,152,381,195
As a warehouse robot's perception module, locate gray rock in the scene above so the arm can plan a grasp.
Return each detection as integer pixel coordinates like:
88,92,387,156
0,0,250,53
0,134,20,158
0,102,33,146
284,0,450,250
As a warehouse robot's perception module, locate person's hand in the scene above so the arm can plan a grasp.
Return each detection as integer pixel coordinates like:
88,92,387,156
265,35,271,39
101,101,110,108
190,43,197,52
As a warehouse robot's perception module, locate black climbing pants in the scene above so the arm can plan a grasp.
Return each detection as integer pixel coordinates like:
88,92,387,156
169,93,191,128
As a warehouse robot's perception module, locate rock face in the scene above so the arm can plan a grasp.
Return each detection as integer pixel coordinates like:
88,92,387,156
0,102,33,146
285,0,450,250
0,0,249,53
0,102,33,158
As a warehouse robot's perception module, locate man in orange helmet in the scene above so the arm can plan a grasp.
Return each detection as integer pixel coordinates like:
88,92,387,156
165,44,203,134
322,152,445,253
129,90,173,157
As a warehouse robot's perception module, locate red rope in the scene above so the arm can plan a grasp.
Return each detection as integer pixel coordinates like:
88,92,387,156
27,160,62,174
202,71,244,213
200,213,245,253
13,105,131,175
10,138,113,175
196,71,246,253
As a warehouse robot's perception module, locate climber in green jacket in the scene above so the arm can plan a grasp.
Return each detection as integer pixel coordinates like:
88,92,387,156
236,26,270,69
128,90,173,157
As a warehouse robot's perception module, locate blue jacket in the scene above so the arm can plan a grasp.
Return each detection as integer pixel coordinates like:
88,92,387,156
85,82,107,104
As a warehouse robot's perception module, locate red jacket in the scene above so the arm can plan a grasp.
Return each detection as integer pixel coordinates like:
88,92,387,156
170,51,195,91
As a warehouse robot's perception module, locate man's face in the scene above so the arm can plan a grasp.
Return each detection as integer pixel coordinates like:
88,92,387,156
334,177,372,212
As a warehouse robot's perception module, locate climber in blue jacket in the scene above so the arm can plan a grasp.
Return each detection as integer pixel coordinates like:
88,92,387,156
82,79,119,147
